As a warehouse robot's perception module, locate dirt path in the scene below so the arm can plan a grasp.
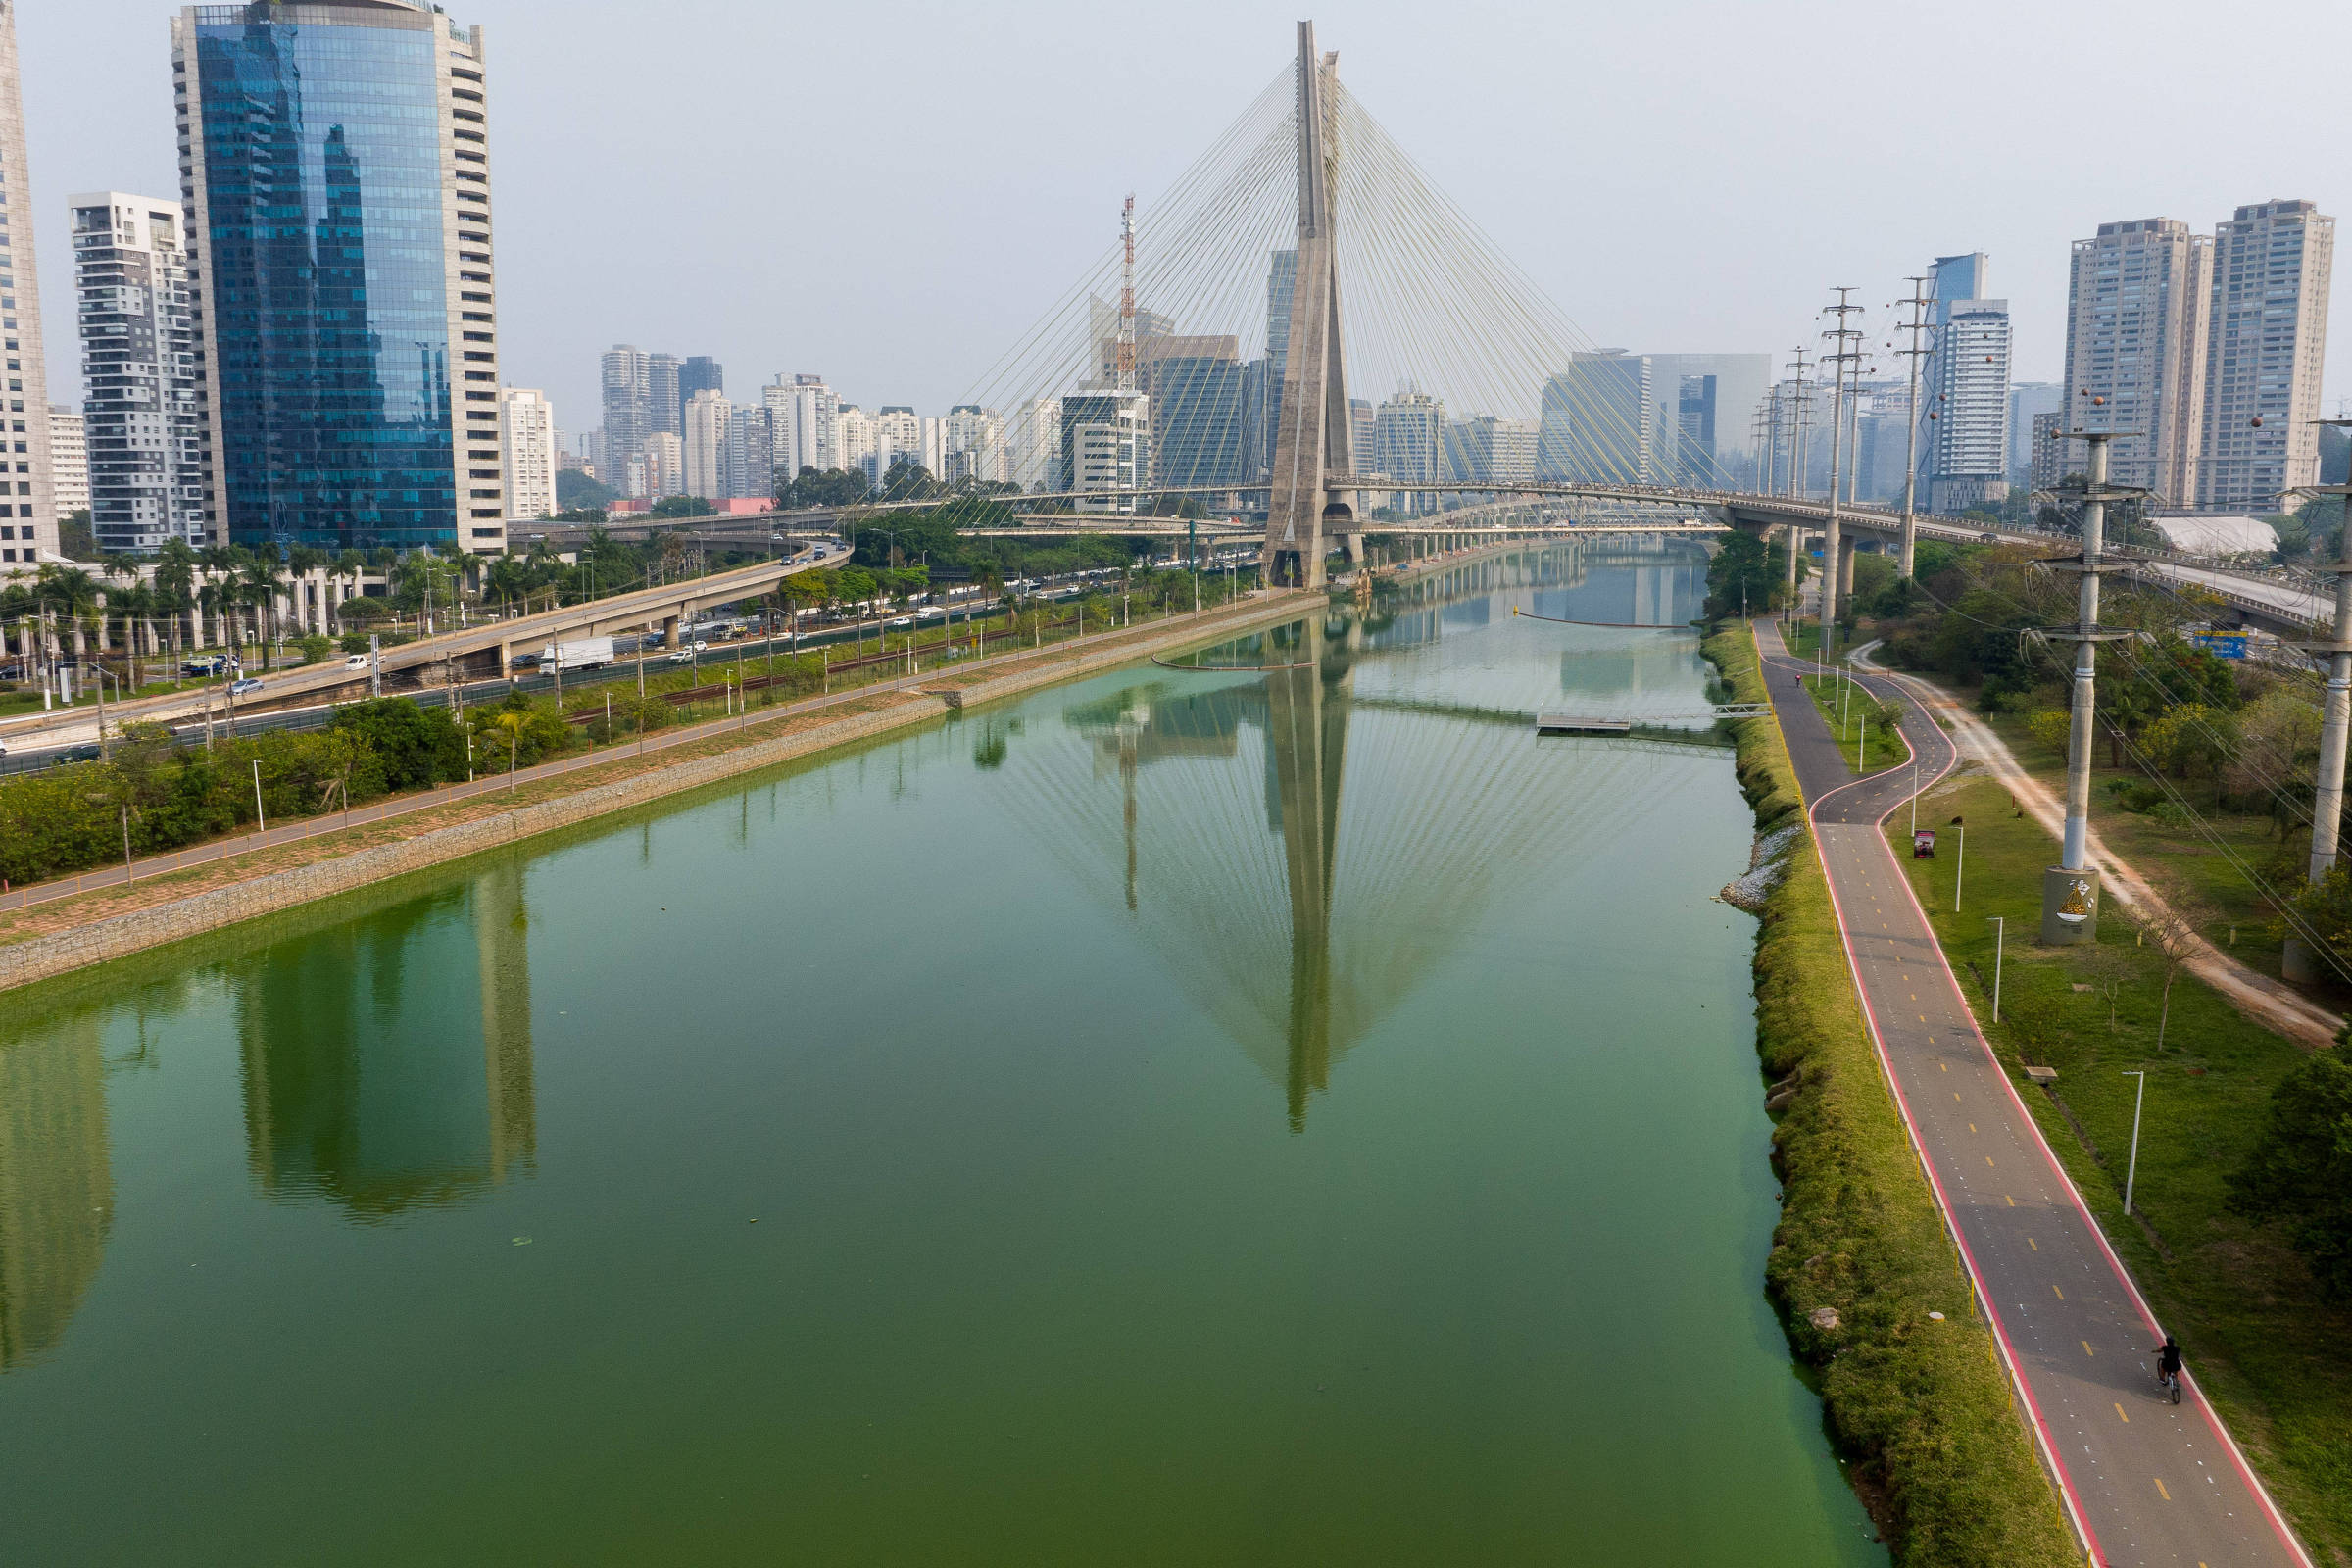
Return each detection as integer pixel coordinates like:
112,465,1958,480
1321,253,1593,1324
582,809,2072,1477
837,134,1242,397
1850,643,2341,1051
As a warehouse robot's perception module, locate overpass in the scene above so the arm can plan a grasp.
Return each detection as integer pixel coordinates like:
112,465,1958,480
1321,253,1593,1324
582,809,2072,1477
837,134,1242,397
0,543,843,752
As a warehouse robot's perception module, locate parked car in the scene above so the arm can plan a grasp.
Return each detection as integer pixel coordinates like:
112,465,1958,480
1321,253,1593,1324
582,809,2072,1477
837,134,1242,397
227,677,265,698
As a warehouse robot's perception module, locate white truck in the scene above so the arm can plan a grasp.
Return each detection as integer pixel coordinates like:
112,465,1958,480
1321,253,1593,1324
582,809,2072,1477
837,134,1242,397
538,636,616,672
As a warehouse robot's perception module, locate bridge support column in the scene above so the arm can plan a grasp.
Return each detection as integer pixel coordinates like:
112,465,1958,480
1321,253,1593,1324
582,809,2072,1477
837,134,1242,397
662,613,681,650
1838,536,1856,600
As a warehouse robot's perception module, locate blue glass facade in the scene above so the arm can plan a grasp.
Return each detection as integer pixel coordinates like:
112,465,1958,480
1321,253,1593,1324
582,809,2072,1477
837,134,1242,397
194,8,456,550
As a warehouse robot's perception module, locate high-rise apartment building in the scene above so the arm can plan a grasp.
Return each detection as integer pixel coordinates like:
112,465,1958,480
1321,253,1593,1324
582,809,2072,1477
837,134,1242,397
722,403,771,500
1644,354,1770,480
641,430,683,499
1012,397,1060,493
2198,199,2335,512
683,388,728,499
834,405,874,484
1930,285,2012,514
1262,248,1298,475
0,4,56,563
602,345,651,479
1539,352,1650,483
766,373,837,478
1445,414,1538,488
872,406,923,487
1374,389,1446,515
679,356,722,414
646,353,681,439
940,405,1006,485
498,387,557,520
2060,220,2210,502
48,406,86,521
2008,381,2066,483
177,0,504,554
72,192,209,552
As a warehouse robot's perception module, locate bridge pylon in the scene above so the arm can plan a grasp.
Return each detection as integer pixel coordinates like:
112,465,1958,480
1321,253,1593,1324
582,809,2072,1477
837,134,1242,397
1263,22,1356,591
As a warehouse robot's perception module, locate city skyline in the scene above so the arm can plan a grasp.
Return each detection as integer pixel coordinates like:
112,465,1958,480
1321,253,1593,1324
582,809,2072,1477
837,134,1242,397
16,0,2352,450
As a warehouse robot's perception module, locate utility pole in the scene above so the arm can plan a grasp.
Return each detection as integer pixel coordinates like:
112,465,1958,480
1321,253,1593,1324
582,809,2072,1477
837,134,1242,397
2043,427,2129,944
1783,351,1813,613
2285,418,2352,980
1818,289,1865,641
1893,274,1934,579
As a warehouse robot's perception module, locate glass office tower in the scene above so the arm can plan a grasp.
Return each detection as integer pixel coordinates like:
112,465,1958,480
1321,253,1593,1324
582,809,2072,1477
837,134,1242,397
174,0,505,554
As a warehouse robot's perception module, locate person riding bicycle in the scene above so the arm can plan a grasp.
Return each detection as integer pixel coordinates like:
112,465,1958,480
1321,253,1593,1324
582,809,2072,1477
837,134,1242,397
2155,1335,2183,1396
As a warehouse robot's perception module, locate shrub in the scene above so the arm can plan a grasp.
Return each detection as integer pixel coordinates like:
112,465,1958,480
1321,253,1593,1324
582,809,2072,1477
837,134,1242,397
296,634,333,665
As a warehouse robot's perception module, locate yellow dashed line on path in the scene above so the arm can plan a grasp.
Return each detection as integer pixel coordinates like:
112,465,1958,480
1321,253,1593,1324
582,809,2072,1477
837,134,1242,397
2005,1195,2015,1207
1985,1155,1996,1168
2082,1341,2094,1357
2155,1479,2171,1501
1969,1123,1977,1133
2054,1286,2065,1300
2028,1238,2037,1251
2115,1402,2130,1423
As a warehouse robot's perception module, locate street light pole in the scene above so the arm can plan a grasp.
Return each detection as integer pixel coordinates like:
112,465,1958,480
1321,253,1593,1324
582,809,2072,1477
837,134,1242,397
2286,417,2352,980
2121,1070,2147,1215
2044,428,2121,945
1954,823,1965,913
1985,916,2004,1022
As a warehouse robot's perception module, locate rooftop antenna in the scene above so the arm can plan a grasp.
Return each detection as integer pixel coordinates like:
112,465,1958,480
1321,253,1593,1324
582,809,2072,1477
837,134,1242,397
1117,194,1138,392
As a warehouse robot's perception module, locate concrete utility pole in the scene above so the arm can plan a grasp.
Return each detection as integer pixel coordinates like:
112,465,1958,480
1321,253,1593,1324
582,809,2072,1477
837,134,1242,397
1782,349,1813,611
1893,274,1934,579
1818,289,1865,636
2044,429,2127,944
2285,418,2352,980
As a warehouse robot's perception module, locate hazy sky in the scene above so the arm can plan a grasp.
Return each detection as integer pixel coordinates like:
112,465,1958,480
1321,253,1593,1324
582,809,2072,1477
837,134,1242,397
20,0,2352,435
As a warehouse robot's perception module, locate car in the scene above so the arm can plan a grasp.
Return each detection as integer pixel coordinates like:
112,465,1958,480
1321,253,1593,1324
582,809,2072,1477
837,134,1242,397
344,653,371,670
227,678,265,698
183,656,229,676
667,641,709,662
48,743,101,766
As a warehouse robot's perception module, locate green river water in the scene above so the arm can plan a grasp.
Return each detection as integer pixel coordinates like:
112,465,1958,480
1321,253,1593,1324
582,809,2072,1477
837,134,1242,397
0,543,1884,1565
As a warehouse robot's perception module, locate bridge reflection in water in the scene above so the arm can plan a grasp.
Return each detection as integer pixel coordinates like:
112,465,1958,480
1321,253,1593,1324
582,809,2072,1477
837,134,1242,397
235,858,539,1215
0,1014,109,1370
1003,553,1690,1129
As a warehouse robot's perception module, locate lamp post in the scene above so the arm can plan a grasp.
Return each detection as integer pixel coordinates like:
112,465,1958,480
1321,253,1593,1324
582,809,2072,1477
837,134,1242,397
2121,1070,2147,1215
1985,916,2004,1022
1953,819,1965,913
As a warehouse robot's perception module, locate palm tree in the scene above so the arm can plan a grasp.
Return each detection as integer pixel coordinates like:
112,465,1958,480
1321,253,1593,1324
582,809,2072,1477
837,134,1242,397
241,555,287,666
154,539,198,661
199,544,238,650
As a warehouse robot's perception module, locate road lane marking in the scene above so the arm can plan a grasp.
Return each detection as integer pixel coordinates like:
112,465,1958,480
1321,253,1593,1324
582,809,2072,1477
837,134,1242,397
2155,1478,2171,1500
2115,1402,2130,1423
2082,1341,2094,1356
1970,1123,1977,1133
2005,1195,2014,1206
2055,1286,2066,1300
1939,1061,1947,1071
2029,1238,2038,1250
1986,1155,1995,1167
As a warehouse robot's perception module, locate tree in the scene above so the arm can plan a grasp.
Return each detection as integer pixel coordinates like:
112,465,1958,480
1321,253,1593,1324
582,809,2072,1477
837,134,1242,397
779,466,872,509
57,509,97,561
648,495,711,518
2230,688,2323,836
2232,1050,2352,1298
331,698,466,790
1703,530,1788,620
557,468,618,511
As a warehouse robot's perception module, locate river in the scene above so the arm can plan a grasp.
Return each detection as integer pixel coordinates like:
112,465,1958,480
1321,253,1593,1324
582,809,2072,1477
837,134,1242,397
0,541,1883,1565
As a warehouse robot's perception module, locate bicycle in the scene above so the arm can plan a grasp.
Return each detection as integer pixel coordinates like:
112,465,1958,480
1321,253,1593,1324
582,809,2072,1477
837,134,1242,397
2157,1365,2181,1404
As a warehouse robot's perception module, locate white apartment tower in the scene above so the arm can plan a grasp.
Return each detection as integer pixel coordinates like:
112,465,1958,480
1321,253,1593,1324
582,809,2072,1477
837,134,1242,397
2198,200,2335,512
2062,219,2210,503
683,388,728,499
940,405,1006,484
1930,298,2013,513
48,406,86,521
498,386,557,520
765,372,838,478
0,2,55,564
641,430,683,500
73,192,210,552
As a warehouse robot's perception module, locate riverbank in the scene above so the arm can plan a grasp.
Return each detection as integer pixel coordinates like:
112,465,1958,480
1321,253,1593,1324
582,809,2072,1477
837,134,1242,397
0,592,1316,993
1706,624,2079,1567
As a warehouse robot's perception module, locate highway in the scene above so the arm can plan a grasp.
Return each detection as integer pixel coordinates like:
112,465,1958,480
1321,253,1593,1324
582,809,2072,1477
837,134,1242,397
1755,617,2311,1568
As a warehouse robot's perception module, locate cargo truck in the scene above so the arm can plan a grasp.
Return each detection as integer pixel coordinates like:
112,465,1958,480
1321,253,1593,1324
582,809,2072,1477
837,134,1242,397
538,636,616,671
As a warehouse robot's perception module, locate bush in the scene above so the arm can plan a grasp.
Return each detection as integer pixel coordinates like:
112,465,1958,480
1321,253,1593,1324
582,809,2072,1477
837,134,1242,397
330,698,466,791
296,634,333,665
337,631,371,656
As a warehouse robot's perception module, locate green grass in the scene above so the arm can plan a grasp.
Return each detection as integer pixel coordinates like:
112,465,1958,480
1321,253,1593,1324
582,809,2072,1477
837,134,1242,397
1708,627,2079,1568
1885,772,2352,1559
1801,673,1913,776
1983,709,2320,993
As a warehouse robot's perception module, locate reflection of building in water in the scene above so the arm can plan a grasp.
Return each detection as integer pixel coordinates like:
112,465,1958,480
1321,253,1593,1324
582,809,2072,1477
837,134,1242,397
1007,586,1669,1128
238,858,535,1215
0,1018,110,1370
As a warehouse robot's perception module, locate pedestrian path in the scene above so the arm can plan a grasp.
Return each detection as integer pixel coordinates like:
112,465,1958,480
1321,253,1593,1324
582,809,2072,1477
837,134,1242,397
1755,617,2311,1568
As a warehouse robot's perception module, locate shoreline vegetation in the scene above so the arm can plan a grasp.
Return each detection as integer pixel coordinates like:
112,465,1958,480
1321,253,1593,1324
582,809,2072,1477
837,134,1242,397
0,589,1326,992
1706,623,2080,1567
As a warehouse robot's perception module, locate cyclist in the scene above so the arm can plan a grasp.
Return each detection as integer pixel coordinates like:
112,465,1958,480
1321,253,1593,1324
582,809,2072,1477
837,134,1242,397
2154,1335,2183,1403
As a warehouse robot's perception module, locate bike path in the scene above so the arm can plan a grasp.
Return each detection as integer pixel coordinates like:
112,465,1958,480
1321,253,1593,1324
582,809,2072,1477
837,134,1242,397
1753,618,2308,1568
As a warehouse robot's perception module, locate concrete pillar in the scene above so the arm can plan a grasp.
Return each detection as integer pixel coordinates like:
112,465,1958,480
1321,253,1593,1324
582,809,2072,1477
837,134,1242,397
662,613,681,649
1838,536,1857,599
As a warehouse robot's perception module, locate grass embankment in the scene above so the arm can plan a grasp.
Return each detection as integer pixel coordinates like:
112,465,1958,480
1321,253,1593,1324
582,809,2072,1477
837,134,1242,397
1801,672,1912,776
1886,771,2352,1557
1706,625,2078,1568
